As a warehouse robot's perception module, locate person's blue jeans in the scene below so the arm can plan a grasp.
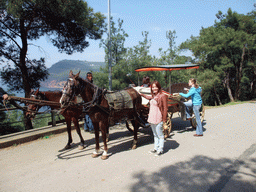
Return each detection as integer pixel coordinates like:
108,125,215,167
193,105,203,135
84,114,94,131
184,100,193,119
150,122,164,153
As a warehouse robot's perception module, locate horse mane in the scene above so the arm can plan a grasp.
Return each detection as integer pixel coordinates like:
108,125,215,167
77,76,104,105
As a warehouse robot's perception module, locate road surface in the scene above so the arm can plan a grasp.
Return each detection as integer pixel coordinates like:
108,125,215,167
0,103,256,192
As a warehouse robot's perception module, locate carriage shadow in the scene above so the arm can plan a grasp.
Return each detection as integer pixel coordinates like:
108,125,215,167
171,117,207,134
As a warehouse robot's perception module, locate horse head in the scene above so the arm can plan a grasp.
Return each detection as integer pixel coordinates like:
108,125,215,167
26,88,43,119
60,70,82,108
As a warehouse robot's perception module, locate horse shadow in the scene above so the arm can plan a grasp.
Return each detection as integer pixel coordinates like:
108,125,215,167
56,124,180,160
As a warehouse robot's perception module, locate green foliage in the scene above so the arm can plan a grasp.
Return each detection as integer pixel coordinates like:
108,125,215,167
180,8,256,105
159,30,178,65
32,113,52,129
100,18,128,66
0,96,25,135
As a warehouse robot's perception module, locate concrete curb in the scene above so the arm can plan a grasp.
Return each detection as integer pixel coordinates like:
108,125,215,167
0,122,84,149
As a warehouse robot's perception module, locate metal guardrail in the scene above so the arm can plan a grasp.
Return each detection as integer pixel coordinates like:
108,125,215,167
0,107,65,128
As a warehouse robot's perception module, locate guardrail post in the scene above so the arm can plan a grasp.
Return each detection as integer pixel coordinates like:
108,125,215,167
51,111,56,127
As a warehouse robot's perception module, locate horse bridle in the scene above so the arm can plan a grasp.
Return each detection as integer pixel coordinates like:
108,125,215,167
63,77,103,112
27,91,44,117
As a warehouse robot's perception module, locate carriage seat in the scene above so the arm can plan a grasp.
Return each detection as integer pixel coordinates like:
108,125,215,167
132,86,150,105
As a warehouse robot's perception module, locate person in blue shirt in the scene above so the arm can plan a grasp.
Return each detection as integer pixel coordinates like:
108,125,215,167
179,78,203,137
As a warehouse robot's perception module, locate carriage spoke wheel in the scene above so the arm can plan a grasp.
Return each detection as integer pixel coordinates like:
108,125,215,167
164,112,173,139
190,104,205,129
125,110,148,132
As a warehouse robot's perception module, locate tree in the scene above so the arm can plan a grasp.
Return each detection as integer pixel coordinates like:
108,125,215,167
0,0,105,129
96,18,128,89
100,18,128,67
158,30,195,88
158,30,178,65
180,8,256,103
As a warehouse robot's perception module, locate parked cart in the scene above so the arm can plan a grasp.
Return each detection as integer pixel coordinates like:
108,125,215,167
127,64,205,139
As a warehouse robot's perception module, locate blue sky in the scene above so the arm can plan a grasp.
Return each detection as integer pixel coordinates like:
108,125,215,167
27,0,254,68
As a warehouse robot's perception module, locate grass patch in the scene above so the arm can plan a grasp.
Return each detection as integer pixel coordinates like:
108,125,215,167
204,100,255,109
41,133,54,139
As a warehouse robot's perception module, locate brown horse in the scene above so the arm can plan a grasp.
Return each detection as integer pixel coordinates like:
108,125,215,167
59,71,143,160
26,89,86,151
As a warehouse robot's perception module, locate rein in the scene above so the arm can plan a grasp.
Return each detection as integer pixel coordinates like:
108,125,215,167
65,78,109,114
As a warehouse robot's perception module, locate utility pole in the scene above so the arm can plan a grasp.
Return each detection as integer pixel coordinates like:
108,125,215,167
108,0,112,90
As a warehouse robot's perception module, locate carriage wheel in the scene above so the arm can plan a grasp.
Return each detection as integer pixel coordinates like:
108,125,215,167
190,104,205,129
164,112,173,139
125,110,148,132
125,118,147,132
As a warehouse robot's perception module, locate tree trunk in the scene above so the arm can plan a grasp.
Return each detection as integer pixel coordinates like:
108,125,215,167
213,85,222,105
20,19,33,130
251,66,256,99
226,71,235,102
235,44,246,100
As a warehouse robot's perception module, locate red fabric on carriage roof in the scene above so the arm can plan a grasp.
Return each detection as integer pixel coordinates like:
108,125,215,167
135,64,199,72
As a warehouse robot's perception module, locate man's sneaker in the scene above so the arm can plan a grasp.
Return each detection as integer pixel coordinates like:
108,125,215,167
155,151,163,156
149,149,157,154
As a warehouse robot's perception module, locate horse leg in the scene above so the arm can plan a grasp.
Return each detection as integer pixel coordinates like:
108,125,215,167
106,125,109,142
92,122,102,158
131,118,139,150
100,120,111,160
72,117,85,150
64,118,72,150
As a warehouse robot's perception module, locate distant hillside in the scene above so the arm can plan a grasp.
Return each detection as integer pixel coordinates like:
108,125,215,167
41,60,105,88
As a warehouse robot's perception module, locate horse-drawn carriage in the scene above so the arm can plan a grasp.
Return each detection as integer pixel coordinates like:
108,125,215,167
128,64,205,139
3,64,205,160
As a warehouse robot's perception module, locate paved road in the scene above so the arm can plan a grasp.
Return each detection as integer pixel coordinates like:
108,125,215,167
1,103,256,192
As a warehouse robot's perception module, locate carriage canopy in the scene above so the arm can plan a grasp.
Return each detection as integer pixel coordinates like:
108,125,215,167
135,64,199,72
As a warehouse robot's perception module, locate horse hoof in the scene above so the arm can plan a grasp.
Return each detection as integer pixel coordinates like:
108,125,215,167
66,145,72,149
101,155,108,160
132,145,137,150
92,153,101,158
58,145,71,152
78,145,84,150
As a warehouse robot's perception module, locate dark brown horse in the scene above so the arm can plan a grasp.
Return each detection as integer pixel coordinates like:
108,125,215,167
60,71,143,160
26,89,86,151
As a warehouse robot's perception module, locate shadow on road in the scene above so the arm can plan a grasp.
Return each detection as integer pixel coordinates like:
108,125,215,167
130,154,256,192
56,127,154,160
171,117,207,134
56,124,181,160
56,115,207,160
